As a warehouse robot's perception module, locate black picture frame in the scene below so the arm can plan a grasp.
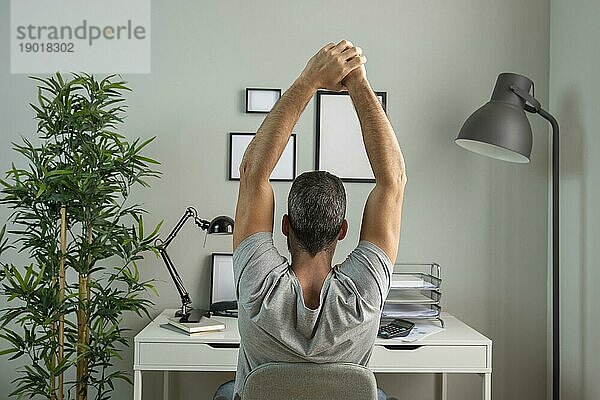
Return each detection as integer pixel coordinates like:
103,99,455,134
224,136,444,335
245,88,282,113
315,90,387,183
228,132,297,181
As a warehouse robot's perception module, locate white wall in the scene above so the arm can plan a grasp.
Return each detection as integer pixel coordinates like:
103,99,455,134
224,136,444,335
550,0,600,399
0,1,550,399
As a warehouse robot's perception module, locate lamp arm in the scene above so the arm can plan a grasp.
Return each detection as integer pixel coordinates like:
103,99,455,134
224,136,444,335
154,206,211,317
161,207,210,248
158,246,192,312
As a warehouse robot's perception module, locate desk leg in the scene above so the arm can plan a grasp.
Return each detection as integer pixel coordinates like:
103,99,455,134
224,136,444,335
133,370,142,400
481,373,491,400
163,371,170,400
436,373,448,400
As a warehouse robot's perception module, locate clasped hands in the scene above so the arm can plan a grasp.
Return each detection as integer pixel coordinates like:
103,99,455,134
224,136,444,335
299,40,368,92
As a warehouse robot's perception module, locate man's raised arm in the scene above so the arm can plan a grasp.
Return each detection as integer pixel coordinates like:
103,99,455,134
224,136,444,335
233,40,365,250
344,65,407,263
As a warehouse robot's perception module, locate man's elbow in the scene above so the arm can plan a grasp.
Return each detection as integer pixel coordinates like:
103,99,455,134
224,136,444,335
239,159,251,177
378,171,407,193
239,159,268,182
392,173,407,198
398,170,408,187
401,171,408,189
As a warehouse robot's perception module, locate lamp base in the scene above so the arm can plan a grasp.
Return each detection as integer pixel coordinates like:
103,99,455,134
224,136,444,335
175,308,210,323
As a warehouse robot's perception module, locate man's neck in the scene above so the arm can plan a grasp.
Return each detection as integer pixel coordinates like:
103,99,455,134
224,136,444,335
291,251,332,273
290,250,334,309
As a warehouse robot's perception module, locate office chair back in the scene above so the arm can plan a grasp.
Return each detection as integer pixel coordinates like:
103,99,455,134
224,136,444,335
241,362,378,400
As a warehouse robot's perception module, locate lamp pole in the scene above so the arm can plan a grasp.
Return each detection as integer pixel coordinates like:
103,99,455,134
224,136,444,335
539,107,560,400
507,86,560,400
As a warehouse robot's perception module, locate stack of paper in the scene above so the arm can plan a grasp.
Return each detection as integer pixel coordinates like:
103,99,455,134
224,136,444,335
386,291,437,304
391,274,436,289
382,303,439,319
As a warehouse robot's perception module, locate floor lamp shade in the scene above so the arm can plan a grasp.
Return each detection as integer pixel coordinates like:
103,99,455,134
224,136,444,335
455,73,534,163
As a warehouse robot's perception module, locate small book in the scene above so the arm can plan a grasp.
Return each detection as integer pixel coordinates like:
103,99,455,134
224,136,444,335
167,317,226,334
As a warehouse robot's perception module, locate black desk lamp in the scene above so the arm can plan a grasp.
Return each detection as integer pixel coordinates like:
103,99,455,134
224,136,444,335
154,207,234,322
455,72,560,400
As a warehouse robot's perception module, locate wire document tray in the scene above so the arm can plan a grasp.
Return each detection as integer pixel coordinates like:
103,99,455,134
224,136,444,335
385,262,444,327
391,263,441,290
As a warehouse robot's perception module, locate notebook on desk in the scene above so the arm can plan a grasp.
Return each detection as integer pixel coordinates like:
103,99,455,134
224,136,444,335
166,317,225,334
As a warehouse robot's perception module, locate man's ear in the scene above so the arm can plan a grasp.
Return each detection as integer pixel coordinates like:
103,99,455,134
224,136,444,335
338,219,348,241
282,214,290,237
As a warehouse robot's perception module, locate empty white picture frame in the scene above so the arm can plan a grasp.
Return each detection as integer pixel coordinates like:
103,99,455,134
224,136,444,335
246,88,281,113
316,90,387,182
229,132,296,181
211,253,235,305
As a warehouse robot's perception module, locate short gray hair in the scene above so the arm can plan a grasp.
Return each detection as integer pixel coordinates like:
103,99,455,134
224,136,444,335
287,171,346,256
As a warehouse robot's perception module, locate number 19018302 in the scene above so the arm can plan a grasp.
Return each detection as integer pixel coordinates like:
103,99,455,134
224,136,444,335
19,42,74,53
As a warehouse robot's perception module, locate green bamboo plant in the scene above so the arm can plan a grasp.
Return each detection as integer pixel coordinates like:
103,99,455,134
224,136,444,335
0,73,162,400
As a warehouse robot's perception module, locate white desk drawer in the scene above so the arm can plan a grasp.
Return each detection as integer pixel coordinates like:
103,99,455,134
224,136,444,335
369,345,487,372
138,343,238,368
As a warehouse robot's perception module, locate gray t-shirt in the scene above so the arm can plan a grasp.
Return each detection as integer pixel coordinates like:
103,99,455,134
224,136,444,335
232,232,392,397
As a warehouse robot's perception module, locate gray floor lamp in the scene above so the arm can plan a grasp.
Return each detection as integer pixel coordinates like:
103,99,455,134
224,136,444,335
454,72,560,400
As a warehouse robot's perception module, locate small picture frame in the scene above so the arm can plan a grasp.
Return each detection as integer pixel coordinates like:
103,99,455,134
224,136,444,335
315,90,387,183
246,88,282,113
229,132,296,181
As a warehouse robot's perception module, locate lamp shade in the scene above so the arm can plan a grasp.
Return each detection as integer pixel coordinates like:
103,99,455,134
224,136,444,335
455,73,534,163
208,215,234,235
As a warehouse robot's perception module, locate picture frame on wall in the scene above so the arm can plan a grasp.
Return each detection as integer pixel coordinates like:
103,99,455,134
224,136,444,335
229,132,296,181
245,88,282,113
315,90,387,183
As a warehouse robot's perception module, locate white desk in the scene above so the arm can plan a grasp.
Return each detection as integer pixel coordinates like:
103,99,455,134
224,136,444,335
134,310,492,400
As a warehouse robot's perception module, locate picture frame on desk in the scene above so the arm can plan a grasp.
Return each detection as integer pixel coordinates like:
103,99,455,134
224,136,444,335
315,90,387,183
229,132,296,181
210,253,238,316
